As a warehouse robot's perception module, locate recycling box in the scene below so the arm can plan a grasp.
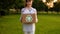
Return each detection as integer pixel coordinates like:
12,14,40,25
21,14,36,23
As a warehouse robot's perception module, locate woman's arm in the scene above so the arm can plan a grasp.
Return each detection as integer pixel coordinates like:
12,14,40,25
35,9,38,23
19,9,23,22
20,14,22,22
36,12,38,23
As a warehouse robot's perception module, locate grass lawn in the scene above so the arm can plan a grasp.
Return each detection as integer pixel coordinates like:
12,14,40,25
0,14,60,34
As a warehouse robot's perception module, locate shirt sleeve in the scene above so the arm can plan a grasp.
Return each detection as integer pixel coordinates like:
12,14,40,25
34,9,37,14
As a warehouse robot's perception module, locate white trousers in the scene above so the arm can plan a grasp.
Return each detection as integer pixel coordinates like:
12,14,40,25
24,31,35,34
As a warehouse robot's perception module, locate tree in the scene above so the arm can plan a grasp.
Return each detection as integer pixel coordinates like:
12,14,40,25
54,2,60,14
0,0,16,16
0,0,16,9
33,0,47,11
15,0,24,9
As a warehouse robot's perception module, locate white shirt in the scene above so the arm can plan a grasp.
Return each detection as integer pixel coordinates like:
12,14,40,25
21,7,37,32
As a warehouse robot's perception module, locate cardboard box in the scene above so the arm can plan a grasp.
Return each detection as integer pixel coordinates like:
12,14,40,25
21,14,36,23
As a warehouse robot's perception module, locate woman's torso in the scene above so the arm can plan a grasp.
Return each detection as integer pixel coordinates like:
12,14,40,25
21,7,36,31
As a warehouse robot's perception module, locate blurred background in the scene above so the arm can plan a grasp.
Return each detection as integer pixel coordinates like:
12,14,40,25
0,0,60,34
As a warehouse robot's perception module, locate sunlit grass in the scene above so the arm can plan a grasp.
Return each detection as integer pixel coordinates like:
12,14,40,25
0,14,60,34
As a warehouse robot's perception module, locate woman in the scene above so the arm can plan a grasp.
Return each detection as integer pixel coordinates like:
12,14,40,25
20,0,38,34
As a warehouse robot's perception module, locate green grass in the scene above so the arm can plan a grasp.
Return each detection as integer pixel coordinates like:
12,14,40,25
0,14,60,34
